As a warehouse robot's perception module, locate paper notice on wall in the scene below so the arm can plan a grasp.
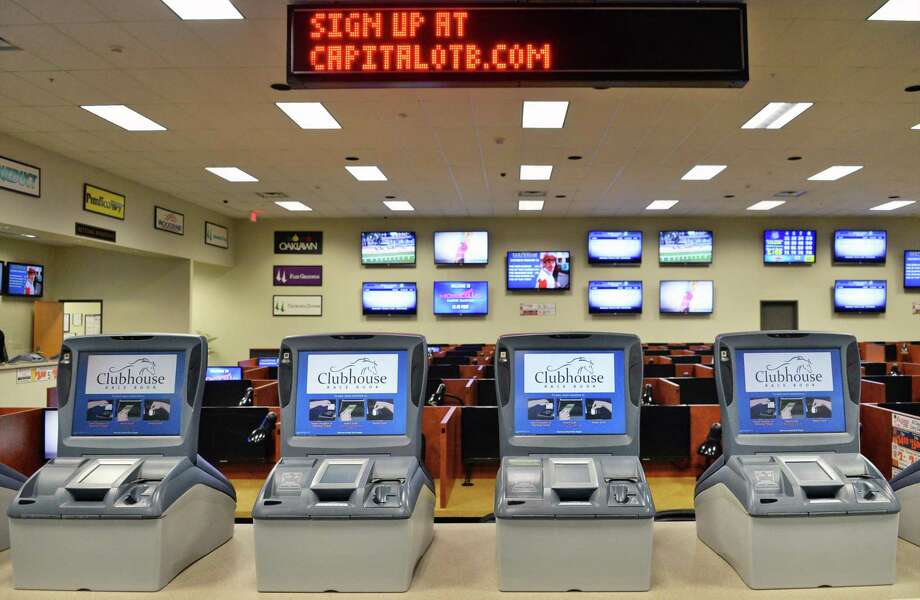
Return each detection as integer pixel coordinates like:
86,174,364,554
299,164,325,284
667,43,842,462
892,412,920,476
913,302,920,315
85,314,102,335
519,303,556,317
15,366,58,384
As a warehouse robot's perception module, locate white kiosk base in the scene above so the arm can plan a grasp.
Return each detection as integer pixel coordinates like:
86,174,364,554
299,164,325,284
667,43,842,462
496,517,653,591
254,487,435,592
0,487,14,551
696,483,899,589
896,483,920,545
9,485,235,591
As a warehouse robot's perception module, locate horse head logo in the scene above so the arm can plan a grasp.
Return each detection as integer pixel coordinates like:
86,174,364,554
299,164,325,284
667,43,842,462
767,355,813,375
108,357,156,377
549,356,595,375
331,358,378,376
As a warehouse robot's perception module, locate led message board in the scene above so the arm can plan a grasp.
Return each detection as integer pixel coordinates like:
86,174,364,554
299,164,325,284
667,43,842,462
287,3,748,88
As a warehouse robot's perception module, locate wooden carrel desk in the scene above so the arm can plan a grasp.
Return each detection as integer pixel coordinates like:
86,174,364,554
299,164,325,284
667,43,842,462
2,522,920,598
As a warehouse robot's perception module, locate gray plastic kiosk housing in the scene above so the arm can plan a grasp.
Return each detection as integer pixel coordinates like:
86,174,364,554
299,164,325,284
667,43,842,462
252,333,434,592
494,332,654,592
0,464,26,551
891,437,920,545
695,331,899,589
7,334,236,591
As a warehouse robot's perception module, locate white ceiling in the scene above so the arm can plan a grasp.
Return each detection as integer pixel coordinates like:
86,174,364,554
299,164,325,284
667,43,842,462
0,0,918,219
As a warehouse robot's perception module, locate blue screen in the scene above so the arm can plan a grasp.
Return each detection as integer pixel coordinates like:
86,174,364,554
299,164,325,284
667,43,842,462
905,251,920,289
833,230,886,263
360,231,415,265
736,348,845,434
294,351,408,436
834,280,887,313
258,357,279,367
587,231,642,264
206,366,241,381
513,350,627,435
588,281,643,314
4,262,43,297
433,281,488,315
72,352,185,437
764,229,816,264
659,231,712,264
362,282,417,315
433,231,489,265
506,251,571,290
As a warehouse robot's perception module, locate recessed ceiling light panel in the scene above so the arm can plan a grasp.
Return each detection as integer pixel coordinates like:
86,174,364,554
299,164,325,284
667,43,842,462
747,200,785,211
518,200,545,211
161,0,243,20
868,0,920,21
646,200,679,210
522,101,569,128
81,105,166,131
383,200,414,211
871,200,915,211
276,102,341,129
275,201,312,211
681,165,726,181
741,102,813,129
808,165,863,181
346,166,387,181
520,165,553,181
206,167,258,182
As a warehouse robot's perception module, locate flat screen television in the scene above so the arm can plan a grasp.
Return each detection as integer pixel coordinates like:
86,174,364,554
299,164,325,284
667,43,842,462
763,229,816,264
659,280,714,314
587,231,642,264
506,251,571,290
834,280,886,313
0,261,4,294
3,262,43,297
257,357,279,368
433,231,488,265
360,231,416,266
513,350,627,435
205,366,242,381
588,280,643,314
433,281,488,316
71,352,186,437
833,230,886,264
905,251,920,290
362,282,417,315
658,231,713,265
294,350,408,436
735,348,845,434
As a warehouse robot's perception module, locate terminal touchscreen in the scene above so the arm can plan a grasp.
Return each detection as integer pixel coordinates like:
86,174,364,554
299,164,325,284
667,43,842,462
735,349,845,434
513,350,626,435
71,352,185,437
294,351,408,436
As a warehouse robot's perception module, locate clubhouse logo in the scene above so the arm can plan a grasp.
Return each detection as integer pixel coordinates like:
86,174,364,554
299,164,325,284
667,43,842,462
85,354,177,394
306,353,398,394
524,353,615,393
743,352,833,393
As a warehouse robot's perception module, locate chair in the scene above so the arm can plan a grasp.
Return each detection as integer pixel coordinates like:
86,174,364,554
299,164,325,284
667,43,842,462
460,407,500,485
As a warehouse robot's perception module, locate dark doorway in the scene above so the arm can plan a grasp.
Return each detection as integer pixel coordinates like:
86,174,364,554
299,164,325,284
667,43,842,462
760,301,798,331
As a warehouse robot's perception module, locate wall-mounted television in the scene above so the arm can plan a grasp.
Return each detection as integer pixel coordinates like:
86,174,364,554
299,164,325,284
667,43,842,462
833,230,886,264
587,231,642,264
433,231,488,265
659,280,714,314
763,229,816,264
905,250,920,290
205,366,243,381
433,281,488,316
0,261,4,294
3,262,43,297
257,357,279,368
360,231,416,266
588,280,643,314
834,280,886,313
362,282,417,315
659,231,713,265
506,251,571,290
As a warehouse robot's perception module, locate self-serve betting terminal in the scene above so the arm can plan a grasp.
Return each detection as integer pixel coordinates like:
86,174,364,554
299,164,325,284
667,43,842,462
0,464,26,551
253,334,434,592
494,332,654,592
7,335,236,591
695,331,899,589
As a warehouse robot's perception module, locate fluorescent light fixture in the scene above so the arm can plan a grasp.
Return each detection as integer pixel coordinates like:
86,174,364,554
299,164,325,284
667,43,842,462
912,122,920,130
868,0,920,21
80,105,166,131
681,165,726,181
520,165,553,181
871,199,915,211
645,200,679,210
522,101,569,128
274,201,312,211
20,233,37,238
518,200,544,211
383,200,414,211
747,200,785,211
206,167,258,182
161,0,243,20
808,165,863,181
741,102,813,129
275,102,341,129
346,166,387,181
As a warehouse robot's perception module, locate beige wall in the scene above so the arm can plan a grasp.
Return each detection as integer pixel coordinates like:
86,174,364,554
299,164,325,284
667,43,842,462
192,216,920,364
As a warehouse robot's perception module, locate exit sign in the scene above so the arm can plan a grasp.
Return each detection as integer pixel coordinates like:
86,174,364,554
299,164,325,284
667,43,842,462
287,2,748,88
